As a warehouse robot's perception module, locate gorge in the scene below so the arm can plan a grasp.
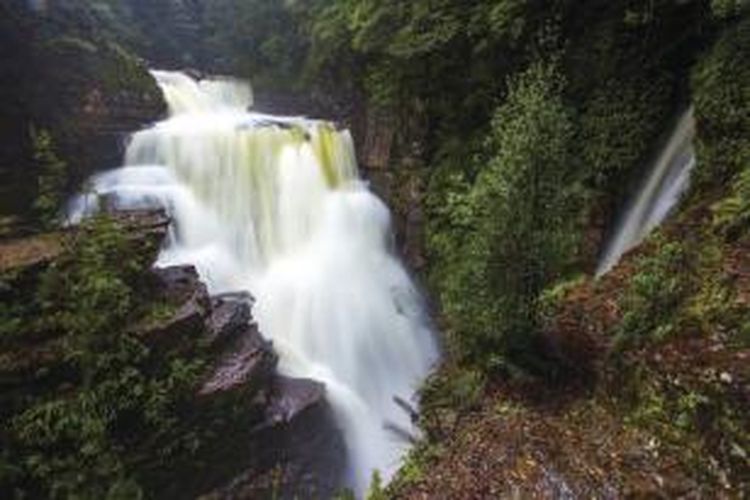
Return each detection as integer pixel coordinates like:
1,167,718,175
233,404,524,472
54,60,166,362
1,1,748,498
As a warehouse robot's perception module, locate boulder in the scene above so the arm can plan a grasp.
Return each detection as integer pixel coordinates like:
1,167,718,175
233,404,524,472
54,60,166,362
151,265,210,308
198,322,278,403
263,376,326,427
199,376,348,500
0,231,65,275
134,265,210,353
206,293,254,349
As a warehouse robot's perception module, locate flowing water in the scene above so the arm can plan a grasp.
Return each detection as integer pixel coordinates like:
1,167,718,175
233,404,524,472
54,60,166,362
69,70,439,494
596,109,696,276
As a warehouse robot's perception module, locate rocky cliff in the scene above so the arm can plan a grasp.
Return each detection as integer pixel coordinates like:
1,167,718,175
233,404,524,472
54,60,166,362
0,1,166,226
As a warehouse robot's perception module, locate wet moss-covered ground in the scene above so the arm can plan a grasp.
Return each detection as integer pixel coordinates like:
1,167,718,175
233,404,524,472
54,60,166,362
391,228,750,498
395,383,705,498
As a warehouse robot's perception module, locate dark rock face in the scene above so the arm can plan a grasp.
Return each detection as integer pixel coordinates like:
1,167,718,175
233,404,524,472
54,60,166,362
0,3,35,217
138,252,346,498
206,294,254,349
0,2,166,219
201,377,347,500
133,265,210,353
32,37,166,184
198,322,277,401
191,302,347,499
264,376,326,427
152,265,210,308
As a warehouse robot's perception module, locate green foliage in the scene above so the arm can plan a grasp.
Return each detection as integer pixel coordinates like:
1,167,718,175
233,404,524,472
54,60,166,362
428,61,578,371
621,363,750,489
386,440,445,495
365,470,387,500
421,367,486,416
30,128,67,229
202,0,309,90
710,0,747,20
1,215,206,498
691,16,750,192
577,77,672,191
615,237,692,349
712,168,750,239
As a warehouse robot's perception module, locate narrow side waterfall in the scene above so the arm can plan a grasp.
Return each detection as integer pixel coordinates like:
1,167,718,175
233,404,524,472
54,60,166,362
596,109,696,276
70,71,439,493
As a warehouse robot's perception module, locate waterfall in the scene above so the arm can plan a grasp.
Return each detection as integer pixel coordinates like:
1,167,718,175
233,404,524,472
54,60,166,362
69,71,439,494
596,109,696,276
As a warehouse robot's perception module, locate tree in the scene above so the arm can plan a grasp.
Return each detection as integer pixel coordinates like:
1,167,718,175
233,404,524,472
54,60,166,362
31,127,67,229
430,61,578,371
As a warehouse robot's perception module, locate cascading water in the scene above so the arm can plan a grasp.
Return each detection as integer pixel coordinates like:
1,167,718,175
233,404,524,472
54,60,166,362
596,109,696,276
69,71,439,494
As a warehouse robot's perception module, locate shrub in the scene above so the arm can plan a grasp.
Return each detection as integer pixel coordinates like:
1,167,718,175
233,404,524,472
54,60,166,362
615,237,692,349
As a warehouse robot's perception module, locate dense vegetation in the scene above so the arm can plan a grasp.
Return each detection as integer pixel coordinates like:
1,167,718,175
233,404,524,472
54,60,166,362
1,0,749,496
263,0,711,373
0,215,209,498
390,6,750,495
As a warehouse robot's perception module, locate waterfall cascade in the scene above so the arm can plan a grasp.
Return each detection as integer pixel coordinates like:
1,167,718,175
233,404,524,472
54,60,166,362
596,109,696,276
70,70,439,493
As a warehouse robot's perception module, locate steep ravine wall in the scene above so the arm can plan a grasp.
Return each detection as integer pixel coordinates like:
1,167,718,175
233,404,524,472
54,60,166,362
0,2,166,225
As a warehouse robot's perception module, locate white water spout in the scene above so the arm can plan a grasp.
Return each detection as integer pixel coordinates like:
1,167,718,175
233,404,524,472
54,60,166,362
69,70,438,494
596,109,696,276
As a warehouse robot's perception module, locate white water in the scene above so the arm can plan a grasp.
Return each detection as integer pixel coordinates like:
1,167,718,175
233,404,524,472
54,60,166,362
596,109,696,276
70,71,438,493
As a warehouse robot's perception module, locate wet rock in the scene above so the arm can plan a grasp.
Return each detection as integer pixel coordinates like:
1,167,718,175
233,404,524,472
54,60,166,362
198,323,278,402
134,265,210,352
263,376,327,428
163,318,346,500
110,208,170,236
0,209,168,276
111,208,171,265
199,377,347,500
0,232,65,275
152,265,210,309
206,294,254,349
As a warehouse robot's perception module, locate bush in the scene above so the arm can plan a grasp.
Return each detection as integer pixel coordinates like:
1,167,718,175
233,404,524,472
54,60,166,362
615,237,692,349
